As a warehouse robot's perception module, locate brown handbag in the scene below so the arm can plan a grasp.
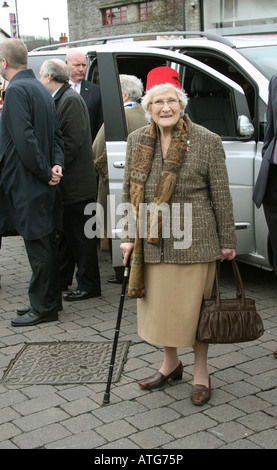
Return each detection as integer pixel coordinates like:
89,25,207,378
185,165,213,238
196,260,264,344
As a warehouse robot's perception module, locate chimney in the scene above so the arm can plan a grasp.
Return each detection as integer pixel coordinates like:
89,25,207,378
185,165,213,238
59,33,68,44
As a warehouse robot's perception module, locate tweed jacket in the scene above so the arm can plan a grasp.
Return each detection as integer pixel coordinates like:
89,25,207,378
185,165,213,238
121,114,237,264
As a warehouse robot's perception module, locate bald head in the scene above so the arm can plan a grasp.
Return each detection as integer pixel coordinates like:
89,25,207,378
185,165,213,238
66,48,87,83
40,59,69,82
39,58,69,93
0,38,28,81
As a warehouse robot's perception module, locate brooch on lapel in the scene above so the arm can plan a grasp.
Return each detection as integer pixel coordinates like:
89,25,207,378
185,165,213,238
172,130,190,152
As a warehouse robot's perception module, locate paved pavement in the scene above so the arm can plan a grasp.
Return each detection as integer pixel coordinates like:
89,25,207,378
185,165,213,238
0,235,276,450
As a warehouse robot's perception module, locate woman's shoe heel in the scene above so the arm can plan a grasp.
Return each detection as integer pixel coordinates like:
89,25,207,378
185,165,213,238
138,361,183,389
171,362,183,381
172,372,183,381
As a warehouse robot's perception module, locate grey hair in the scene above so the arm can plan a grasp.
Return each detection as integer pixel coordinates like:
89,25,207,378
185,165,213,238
119,74,144,102
41,59,69,83
141,83,189,121
0,38,27,69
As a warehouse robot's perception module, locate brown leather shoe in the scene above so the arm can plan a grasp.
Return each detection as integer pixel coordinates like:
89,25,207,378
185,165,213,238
139,361,183,390
191,377,211,405
274,351,277,359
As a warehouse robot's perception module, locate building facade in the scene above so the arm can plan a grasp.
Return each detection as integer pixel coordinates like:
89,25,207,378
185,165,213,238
67,0,201,41
204,0,277,36
67,0,277,42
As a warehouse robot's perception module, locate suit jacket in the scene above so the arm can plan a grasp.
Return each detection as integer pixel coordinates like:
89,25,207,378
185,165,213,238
80,79,103,143
54,82,97,205
0,69,64,240
253,74,277,208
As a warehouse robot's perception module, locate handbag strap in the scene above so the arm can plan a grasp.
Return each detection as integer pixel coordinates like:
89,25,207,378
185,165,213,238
231,259,245,301
213,259,246,308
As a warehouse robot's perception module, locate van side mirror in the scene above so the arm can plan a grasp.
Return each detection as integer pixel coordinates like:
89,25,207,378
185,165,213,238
237,115,254,138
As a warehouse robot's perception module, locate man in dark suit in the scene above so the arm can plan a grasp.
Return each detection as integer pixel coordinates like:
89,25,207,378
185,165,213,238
62,49,103,292
40,59,101,301
253,74,277,359
0,38,64,326
66,49,103,143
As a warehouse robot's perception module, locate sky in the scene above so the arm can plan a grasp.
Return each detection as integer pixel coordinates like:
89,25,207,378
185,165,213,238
0,0,68,41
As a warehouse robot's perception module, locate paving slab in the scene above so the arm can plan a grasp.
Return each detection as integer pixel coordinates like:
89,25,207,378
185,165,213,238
0,236,276,450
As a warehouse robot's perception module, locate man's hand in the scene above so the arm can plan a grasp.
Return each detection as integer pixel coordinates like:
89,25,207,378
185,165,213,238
48,165,63,186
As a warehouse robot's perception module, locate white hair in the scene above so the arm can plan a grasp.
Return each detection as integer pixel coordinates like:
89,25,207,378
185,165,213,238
119,74,144,102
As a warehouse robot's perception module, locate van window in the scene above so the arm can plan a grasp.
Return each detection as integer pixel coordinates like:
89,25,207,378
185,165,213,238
183,51,255,122
185,70,236,138
28,54,66,78
110,54,169,89
239,45,277,79
101,53,242,139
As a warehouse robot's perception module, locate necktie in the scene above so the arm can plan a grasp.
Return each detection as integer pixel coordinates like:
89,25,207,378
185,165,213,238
72,82,78,91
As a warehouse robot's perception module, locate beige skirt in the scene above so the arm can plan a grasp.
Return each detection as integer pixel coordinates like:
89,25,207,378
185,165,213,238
137,262,216,348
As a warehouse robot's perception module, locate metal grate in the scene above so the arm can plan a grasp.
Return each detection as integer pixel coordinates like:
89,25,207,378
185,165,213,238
1,341,129,385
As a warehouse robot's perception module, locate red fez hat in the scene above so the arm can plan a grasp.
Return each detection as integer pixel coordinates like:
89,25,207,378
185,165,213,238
146,66,181,91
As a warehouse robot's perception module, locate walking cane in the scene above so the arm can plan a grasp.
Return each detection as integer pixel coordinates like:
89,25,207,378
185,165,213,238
103,255,131,404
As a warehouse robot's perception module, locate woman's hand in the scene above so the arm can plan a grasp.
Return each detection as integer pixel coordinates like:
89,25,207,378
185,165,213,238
120,242,134,266
220,248,236,262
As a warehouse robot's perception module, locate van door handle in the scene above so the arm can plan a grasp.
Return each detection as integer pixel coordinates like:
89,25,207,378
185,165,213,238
235,222,251,230
113,161,125,168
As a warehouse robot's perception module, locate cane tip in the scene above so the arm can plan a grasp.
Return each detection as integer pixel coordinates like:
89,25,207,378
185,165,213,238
102,393,110,405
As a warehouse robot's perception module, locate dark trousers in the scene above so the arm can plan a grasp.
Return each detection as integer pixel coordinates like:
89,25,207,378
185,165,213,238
24,232,61,317
59,200,101,294
59,235,75,289
108,238,124,281
263,164,277,268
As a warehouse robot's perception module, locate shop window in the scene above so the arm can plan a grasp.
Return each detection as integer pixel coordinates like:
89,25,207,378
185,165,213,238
139,1,153,20
103,6,127,26
166,0,182,14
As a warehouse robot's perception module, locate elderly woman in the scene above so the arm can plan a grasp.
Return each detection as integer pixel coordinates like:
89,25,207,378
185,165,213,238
120,66,236,405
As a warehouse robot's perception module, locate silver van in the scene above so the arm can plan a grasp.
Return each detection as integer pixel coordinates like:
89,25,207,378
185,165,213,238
28,32,277,271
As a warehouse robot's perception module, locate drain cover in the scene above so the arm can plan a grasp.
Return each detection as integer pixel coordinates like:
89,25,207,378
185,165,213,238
1,341,129,385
